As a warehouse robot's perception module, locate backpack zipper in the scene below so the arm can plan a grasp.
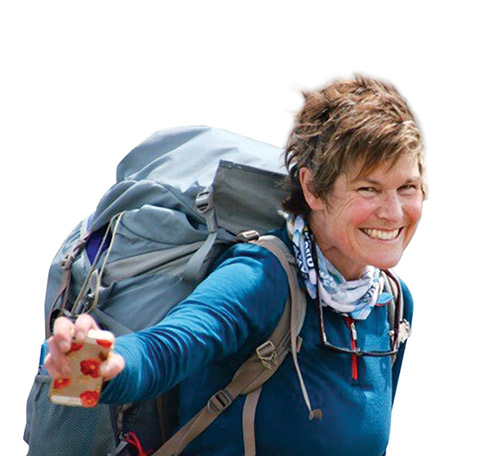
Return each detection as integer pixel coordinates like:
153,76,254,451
345,317,359,381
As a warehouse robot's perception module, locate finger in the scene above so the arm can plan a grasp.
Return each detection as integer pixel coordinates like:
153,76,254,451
46,339,72,378
44,353,63,379
52,317,75,353
100,352,125,381
74,314,100,343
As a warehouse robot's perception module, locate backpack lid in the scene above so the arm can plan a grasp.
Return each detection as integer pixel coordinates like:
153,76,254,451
91,126,288,234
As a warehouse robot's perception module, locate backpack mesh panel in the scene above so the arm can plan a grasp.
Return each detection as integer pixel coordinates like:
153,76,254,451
26,374,115,456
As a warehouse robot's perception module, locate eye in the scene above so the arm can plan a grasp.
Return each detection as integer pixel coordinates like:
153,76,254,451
358,187,378,194
399,184,418,194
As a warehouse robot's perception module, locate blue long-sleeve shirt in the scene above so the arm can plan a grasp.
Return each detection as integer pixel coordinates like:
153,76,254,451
101,233,413,455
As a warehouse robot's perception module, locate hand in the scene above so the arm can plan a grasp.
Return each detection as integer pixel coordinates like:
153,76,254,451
44,314,125,381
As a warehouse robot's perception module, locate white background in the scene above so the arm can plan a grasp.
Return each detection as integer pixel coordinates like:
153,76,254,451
2,1,479,454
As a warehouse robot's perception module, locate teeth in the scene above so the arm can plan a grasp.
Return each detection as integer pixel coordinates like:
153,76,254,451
362,228,400,240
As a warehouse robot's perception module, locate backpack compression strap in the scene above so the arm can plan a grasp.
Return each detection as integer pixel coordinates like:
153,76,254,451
152,235,308,456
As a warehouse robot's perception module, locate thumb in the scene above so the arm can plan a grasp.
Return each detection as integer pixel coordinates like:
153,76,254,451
100,352,125,381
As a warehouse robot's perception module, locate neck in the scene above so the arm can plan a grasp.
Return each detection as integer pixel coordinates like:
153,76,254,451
317,245,367,280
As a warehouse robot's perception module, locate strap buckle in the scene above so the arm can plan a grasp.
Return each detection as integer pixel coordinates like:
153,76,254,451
195,187,214,214
256,340,278,370
236,230,260,242
207,389,232,414
60,237,88,270
61,252,76,270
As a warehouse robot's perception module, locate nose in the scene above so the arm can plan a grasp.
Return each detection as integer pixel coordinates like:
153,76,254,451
376,192,403,222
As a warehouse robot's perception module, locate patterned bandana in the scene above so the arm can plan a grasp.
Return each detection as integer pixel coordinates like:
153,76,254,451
286,214,393,320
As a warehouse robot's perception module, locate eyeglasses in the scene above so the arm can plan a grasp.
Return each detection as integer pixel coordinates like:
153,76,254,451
313,251,409,358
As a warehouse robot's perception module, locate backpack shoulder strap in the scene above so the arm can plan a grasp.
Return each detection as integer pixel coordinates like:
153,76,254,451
153,235,307,456
381,270,411,366
382,270,400,333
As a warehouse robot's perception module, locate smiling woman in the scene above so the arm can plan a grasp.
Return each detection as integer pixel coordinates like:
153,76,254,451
285,75,425,280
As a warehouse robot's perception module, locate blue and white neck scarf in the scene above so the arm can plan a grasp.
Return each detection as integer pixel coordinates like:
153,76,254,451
287,215,393,320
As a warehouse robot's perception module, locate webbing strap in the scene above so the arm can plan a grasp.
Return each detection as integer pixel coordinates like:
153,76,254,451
182,186,218,284
242,387,262,456
257,237,317,420
181,230,217,284
382,271,398,334
46,265,73,337
382,269,408,366
45,235,89,337
152,236,305,456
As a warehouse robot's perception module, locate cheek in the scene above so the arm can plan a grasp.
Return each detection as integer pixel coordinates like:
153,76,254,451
401,198,423,247
405,198,423,227
331,201,375,246
344,201,377,228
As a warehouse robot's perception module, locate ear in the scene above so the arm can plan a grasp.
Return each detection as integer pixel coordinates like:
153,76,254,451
299,168,326,211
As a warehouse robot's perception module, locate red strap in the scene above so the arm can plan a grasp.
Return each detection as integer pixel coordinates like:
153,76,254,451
125,431,152,456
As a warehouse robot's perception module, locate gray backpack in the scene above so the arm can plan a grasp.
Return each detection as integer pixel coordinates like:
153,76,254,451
24,126,405,456
25,126,292,456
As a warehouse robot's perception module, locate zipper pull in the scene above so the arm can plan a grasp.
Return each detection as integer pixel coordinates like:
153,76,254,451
345,317,359,381
350,321,357,341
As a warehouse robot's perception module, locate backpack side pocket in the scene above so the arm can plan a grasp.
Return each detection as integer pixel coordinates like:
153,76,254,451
25,372,115,455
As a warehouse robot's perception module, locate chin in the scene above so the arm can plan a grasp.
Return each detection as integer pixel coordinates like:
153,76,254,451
368,254,403,271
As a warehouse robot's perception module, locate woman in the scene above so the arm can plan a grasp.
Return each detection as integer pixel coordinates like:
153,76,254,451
46,75,425,455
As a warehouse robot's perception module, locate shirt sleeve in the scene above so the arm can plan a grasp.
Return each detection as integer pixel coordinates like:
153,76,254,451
100,242,289,405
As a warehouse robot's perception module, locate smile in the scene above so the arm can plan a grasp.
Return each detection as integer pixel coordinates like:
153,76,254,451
361,228,401,240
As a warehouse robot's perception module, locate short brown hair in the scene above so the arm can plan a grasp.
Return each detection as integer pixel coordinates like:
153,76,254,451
283,74,425,215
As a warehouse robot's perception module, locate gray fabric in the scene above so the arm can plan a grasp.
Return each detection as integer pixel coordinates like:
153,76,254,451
42,126,287,331
103,242,205,284
214,160,288,235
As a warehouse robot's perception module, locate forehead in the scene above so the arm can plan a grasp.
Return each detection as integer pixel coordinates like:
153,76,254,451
346,153,421,184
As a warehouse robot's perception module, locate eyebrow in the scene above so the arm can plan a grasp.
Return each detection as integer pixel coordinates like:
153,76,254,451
351,176,422,185
351,177,381,185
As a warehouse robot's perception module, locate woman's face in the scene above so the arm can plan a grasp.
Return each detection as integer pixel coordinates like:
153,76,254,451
300,153,423,280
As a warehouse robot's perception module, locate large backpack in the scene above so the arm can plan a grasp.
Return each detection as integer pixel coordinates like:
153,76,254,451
24,126,407,456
